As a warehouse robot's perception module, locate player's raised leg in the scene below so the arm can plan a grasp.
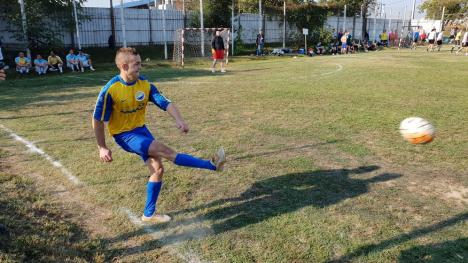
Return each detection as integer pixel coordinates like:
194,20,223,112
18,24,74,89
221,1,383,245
147,140,226,171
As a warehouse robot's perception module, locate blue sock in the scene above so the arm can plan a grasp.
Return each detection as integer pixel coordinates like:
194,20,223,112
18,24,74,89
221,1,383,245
143,181,162,217
174,153,216,171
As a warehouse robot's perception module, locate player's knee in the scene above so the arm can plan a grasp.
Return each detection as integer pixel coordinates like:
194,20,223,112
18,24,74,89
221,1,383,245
155,166,164,177
148,143,175,161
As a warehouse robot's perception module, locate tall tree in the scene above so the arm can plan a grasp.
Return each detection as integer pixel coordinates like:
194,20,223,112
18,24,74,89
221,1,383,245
419,0,467,19
0,0,86,49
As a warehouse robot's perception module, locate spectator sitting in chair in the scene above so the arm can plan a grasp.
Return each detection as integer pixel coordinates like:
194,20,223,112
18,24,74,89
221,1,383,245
15,52,31,75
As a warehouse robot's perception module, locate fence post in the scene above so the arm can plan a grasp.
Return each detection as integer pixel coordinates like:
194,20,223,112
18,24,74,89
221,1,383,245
163,1,167,59
283,0,286,48
119,0,127,47
232,0,235,55
199,0,204,57
148,0,153,45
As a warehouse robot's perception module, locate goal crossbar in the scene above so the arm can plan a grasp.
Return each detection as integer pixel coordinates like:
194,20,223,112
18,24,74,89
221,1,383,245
173,28,230,67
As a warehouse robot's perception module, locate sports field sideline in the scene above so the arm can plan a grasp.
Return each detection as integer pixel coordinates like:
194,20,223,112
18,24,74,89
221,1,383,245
0,49,467,262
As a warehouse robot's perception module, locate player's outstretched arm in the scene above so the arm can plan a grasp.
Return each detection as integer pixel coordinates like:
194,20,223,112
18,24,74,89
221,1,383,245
92,118,113,162
167,103,189,134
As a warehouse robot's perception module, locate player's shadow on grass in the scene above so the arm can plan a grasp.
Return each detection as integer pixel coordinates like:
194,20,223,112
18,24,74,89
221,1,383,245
202,166,400,234
327,212,468,263
398,236,468,263
104,165,403,259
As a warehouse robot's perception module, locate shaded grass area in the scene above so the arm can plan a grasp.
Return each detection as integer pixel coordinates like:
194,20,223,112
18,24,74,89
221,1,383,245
0,50,467,262
0,152,104,262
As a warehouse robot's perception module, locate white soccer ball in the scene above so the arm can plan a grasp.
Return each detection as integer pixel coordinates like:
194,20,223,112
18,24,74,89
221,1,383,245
399,117,436,144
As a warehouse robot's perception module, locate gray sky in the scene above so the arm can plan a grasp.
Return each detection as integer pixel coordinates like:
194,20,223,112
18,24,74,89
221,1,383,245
83,0,427,19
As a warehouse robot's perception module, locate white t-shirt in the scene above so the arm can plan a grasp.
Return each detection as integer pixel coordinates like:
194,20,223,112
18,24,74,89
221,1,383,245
463,32,468,44
436,32,443,41
428,31,436,40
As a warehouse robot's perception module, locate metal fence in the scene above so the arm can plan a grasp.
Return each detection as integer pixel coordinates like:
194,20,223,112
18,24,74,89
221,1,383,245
0,7,441,49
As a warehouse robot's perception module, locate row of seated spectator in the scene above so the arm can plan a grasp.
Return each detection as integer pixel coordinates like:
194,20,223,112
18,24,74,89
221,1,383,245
14,49,95,75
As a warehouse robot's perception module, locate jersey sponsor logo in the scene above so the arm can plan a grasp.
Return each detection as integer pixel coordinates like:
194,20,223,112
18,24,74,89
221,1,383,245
120,102,146,114
135,91,145,101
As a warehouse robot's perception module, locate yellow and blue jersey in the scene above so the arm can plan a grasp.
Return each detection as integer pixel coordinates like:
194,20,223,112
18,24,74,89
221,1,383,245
15,57,30,65
93,75,171,136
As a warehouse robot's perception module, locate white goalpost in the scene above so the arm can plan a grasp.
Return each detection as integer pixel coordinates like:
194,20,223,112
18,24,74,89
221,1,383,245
173,28,230,67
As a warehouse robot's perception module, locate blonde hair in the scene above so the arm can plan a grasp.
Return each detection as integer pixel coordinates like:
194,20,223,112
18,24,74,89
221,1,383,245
115,47,139,66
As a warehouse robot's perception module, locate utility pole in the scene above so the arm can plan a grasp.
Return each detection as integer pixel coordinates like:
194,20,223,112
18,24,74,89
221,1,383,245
162,0,167,59
148,0,153,45
283,0,286,48
232,0,235,55
408,0,416,33
343,4,346,32
388,10,392,32
401,3,407,39
259,0,263,34
200,0,204,57
182,0,186,28
120,0,127,47
109,0,116,48
72,0,81,50
18,0,31,58
373,4,377,42
440,6,445,31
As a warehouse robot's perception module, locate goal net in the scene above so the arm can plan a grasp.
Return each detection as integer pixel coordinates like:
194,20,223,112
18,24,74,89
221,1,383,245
173,28,230,67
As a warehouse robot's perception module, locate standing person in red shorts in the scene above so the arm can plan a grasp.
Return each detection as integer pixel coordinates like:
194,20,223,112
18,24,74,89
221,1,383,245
211,30,226,73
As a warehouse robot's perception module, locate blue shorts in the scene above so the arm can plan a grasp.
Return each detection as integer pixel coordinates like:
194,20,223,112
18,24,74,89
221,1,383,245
113,126,154,162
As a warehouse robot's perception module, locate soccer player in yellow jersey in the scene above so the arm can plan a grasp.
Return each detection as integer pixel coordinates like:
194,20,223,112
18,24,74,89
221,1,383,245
93,47,226,224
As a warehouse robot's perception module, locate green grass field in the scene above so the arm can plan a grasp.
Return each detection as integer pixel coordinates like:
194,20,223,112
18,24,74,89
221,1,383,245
0,49,467,262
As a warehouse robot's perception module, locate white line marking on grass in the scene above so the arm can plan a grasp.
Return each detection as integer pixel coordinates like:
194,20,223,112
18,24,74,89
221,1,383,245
122,208,209,263
0,124,81,185
29,100,58,105
320,63,343,76
65,75,109,82
1,125,206,262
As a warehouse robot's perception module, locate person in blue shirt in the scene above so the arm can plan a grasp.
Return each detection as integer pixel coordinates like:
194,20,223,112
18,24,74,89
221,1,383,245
77,50,95,72
33,54,48,75
411,28,420,50
66,49,80,72
15,52,31,74
93,47,226,224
